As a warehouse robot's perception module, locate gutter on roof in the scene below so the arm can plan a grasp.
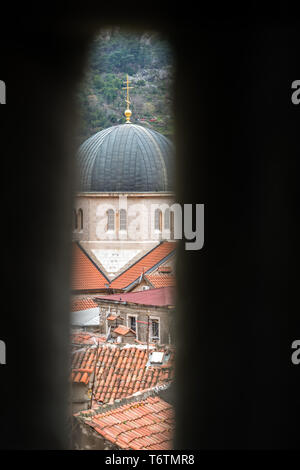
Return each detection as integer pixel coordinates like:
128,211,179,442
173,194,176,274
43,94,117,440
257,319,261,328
94,298,174,309
71,288,124,295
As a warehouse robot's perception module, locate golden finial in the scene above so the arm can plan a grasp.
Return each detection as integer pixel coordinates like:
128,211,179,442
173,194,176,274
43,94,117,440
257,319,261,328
122,74,133,123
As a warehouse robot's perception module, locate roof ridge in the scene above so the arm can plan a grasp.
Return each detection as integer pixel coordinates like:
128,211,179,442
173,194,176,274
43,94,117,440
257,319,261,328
109,241,164,283
110,242,176,288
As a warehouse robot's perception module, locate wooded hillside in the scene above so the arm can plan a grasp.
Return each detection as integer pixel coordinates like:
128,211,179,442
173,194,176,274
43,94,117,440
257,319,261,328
77,28,174,143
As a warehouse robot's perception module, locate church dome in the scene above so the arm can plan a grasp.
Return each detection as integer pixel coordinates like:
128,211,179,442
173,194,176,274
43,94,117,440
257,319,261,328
77,123,174,192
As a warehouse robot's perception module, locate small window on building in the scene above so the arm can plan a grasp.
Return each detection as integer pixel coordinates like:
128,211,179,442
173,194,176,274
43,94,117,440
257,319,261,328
107,209,115,231
120,209,127,231
150,318,160,342
155,209,162,231
128,315,136,332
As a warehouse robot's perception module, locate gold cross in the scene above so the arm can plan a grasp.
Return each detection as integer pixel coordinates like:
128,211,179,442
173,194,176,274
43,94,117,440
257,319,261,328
122,74,133,108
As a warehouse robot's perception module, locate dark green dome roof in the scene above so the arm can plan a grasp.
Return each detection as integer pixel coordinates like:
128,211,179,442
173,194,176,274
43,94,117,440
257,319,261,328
77,124,174,192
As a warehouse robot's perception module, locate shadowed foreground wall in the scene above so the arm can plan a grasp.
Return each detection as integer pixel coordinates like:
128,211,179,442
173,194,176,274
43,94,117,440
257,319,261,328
0,9,300,449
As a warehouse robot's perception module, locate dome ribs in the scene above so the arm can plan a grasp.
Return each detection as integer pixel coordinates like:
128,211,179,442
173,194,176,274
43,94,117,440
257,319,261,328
77,124,174,192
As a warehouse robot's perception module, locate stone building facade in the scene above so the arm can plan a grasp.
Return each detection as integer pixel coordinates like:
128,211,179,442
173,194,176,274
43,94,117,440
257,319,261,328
96,296,174,345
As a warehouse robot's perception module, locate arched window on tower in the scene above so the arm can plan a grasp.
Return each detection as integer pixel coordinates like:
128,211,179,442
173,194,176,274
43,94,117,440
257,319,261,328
120,209,127,231
170,210,175,240
78,209,83,231
164,208,170,230
155,209,162,231
107,209,115,231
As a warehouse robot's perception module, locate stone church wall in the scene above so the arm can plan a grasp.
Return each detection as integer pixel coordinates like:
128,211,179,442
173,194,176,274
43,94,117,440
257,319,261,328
73,193,175,242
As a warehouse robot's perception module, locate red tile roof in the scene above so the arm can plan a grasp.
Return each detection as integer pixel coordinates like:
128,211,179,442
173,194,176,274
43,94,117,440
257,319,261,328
77,396,174,450
71,297,98,312
109,242,176,289
95,287,175,307
95,286,175,307
71,344,174,404
72,368,94,385
158,266,172,273
113,326,136,336
71,330,106,347
146,273,176,288
107,315,118,321
72,243,109,292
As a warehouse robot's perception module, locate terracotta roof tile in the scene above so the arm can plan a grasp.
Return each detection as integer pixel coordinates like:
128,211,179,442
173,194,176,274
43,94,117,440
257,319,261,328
107,315,118,321
71,330,106,346
158,266,172,273
71,344,174,404
109,242,176,289
146,273,176,288
71,297,98,312
78,396,174,450
72,243,108,291
113,325,136,336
